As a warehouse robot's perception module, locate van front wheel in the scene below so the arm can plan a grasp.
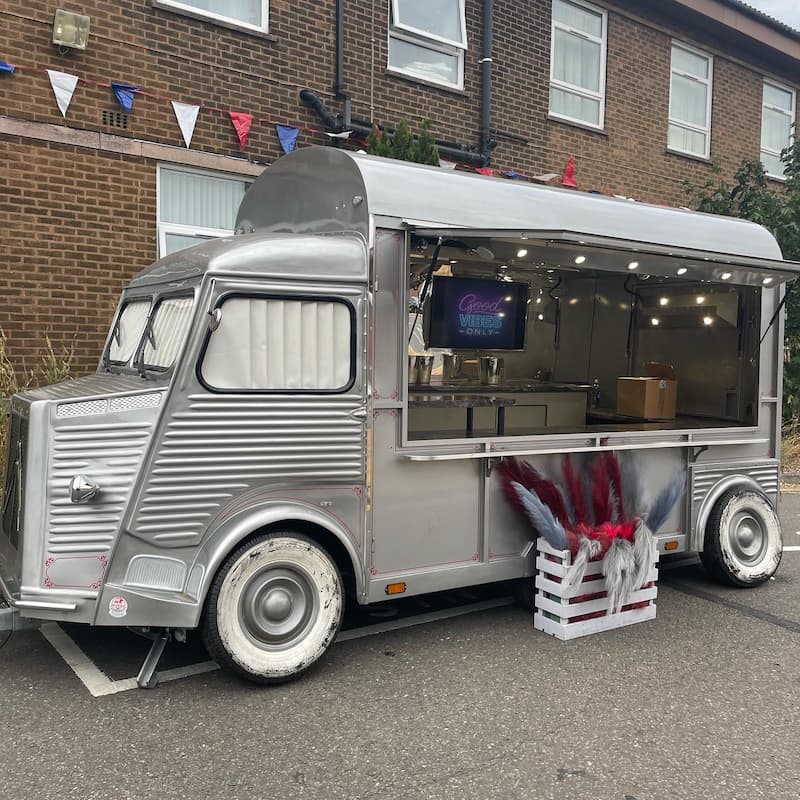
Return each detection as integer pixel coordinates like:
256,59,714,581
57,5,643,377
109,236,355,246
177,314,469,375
700,490,782,587
202,533,344,684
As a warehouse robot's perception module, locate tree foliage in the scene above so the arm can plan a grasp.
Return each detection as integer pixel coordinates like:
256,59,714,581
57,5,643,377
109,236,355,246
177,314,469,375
366,118,440,165
684,137,800,420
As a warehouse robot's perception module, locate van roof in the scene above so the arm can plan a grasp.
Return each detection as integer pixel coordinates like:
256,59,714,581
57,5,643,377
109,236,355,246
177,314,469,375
236,147,786,266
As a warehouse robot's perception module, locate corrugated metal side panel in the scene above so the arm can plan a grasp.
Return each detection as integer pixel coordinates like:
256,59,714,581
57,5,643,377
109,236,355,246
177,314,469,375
46,420,153,555
132,394,365,548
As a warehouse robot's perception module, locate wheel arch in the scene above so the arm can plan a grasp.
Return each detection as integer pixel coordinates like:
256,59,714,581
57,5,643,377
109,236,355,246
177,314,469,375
191,501,365,626
694,475,771,551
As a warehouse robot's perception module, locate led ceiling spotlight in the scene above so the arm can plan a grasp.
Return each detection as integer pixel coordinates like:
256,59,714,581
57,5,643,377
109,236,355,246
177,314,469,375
53,10,91,50
677,267,688,275
574,255,586,265
516,248,528,258
627,261,639,270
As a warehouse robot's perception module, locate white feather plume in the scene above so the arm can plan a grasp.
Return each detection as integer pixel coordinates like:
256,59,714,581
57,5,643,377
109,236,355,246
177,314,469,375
632,520,657,589
565,535,602,595
602,537,636,614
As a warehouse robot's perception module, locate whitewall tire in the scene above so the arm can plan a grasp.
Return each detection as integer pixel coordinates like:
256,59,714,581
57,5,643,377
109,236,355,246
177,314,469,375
202,533,344,684
700,489,782,587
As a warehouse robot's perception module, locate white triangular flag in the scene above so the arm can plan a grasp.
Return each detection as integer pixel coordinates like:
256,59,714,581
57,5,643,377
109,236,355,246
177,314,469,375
171,101,200,148
439,159,457,169
325,130,352,139
47,70,79,117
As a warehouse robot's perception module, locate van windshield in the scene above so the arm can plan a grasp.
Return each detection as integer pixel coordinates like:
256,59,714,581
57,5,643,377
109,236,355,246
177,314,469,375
108,300,150,365
142,296,195,371
104,293,194,375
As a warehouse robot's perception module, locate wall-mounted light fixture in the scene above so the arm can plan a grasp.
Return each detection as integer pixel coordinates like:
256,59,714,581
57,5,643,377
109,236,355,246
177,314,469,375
53,10,91,51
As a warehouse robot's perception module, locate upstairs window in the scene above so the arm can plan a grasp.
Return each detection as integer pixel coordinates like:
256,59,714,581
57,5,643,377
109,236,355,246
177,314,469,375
761,80,796,180
388,0,467,90
156,0,268,33
549,0,607,129
157,165,251,257
668,43,713,159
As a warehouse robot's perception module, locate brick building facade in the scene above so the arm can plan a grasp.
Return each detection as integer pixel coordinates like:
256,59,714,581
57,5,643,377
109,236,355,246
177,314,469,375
0,0,798,374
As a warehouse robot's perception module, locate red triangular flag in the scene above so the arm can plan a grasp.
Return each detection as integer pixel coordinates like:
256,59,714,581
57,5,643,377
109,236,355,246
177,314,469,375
561,155,577,188
229,111,253,151
475,167,494,176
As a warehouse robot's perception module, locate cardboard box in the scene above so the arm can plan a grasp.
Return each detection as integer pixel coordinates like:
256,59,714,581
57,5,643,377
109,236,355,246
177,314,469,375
616,362,677,419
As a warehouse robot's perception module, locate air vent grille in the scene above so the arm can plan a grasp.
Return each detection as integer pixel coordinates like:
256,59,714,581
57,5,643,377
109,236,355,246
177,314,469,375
102,110,129,129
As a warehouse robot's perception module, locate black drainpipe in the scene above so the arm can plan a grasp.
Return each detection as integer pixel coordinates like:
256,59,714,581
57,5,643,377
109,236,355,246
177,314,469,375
480,0,495,164
301,0,495,166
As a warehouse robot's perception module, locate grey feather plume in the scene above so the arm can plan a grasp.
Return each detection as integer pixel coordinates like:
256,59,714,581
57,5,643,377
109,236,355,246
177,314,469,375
603,537,637,614
565,535,602,594
632,520,657,590
581,467,595,526
512,481,568,551
620,452,645,518
608,483,620,524
646,467,685,533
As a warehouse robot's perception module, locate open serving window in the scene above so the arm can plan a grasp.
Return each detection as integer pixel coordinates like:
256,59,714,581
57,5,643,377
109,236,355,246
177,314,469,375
402,229,798,443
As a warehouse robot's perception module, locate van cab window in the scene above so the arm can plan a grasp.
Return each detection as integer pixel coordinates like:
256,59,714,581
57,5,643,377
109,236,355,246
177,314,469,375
109,300,150,365
200,296,353,392
142,296,195,370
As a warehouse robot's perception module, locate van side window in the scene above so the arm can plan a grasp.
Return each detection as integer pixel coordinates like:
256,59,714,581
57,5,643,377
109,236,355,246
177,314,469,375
200,296,354,392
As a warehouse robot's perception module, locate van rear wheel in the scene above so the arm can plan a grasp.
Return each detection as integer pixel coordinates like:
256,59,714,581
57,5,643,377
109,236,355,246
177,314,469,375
202,532,344,684
700,489,782,587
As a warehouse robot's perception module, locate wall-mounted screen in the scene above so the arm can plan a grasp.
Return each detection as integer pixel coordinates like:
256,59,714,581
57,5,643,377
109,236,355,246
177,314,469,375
427,276,529,350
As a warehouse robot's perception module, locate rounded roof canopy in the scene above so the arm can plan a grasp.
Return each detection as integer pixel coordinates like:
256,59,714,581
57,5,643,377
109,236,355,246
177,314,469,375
236,146,785,263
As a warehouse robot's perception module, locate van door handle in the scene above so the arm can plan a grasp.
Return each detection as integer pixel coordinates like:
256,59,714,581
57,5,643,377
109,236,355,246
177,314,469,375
349,407,368,421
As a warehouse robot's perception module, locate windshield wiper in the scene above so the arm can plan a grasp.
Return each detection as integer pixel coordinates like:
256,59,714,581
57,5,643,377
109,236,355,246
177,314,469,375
134,315,157,378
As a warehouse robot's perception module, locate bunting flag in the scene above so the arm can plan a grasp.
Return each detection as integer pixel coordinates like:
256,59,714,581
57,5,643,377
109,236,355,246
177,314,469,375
503,171,525,179
111,82,140,113
439,159,457,169
275,123,299,154
561,155,578,188
475,167,494,176
171,100,200,148
229,111,253,151
0,61,15,74
47,69,79,117
324,130,352,139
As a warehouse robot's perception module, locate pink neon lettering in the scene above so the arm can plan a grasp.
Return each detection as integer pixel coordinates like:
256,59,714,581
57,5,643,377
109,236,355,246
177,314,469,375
458,294,503,314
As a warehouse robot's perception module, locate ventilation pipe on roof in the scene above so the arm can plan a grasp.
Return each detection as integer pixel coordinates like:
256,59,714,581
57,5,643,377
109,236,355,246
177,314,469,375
300,0,496,167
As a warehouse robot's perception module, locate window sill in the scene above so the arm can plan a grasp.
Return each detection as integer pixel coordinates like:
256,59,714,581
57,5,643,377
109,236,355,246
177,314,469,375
665,147,712,165
386,69,467,97
151,0,276,40
765,173,787,184
546,114,608,137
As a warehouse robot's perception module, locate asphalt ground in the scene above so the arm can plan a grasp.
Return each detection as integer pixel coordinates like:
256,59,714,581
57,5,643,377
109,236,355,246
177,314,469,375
2,496,800,799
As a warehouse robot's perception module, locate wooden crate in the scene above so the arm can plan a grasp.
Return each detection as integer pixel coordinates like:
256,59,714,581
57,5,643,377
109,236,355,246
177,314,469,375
534,537,658,640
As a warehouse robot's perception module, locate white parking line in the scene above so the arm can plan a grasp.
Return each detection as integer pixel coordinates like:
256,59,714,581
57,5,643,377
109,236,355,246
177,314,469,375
40,597,513,697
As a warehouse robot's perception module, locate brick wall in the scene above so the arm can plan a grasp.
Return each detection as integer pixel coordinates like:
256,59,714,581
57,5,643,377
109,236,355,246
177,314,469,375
0,0,797,376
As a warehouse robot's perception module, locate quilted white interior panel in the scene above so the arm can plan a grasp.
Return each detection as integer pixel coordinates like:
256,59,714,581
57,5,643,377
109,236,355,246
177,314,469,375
109,300,150,364
144,296,194,369
202,297,352,390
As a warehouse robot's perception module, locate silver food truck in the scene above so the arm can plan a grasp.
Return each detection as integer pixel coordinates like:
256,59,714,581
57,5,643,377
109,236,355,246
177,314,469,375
1,147,796,685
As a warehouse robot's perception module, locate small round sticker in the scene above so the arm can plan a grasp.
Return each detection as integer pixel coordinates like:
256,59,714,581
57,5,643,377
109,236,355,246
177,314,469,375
108,596,128,618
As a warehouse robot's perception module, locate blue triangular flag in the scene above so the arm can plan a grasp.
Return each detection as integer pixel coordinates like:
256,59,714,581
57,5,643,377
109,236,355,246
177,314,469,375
0,61,15,74
503,171,525,179
111,81,140,113
276,124,299,154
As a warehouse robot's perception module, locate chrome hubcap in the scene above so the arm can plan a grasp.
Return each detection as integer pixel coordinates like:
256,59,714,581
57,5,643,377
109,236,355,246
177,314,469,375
728,511,767,566
239,566,317,649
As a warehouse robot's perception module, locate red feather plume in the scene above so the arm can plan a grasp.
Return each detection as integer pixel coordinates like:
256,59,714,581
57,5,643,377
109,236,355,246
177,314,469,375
496,458,569,525
563,455,589,525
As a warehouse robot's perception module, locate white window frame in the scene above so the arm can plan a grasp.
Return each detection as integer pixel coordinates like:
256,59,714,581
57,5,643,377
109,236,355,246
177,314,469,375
668,41,713,160
548,0,608,131
761,78,796,181
156,164,252,258
154,0,268,34
387,0,467,90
